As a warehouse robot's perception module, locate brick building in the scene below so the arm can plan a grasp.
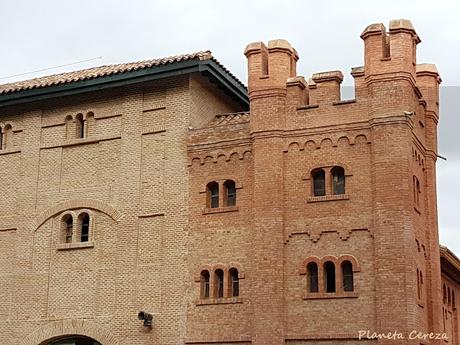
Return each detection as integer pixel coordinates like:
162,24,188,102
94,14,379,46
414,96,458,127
0,19,458,345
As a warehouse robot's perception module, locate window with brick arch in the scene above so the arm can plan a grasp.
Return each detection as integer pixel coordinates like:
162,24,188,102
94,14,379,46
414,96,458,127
413,176,421,207
443,284,447,304
215,269,224,298
207,182,219,208
75,113,85,138
200,270,210,299
224,180,236,206
307,262,319,293
62,214,73,243
312,168,326,196
79,213,90,242
324,261,336,293
416,268,421,299
331,166,345,195
229,268,239,297
342,260,354,292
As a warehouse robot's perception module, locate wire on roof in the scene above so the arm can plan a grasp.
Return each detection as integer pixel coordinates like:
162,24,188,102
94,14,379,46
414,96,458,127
0,57,103,80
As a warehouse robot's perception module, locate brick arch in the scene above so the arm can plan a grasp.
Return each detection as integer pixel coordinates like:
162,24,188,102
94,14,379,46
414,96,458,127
299,256,321,275
21,319,119,345
35,199,123,231
338,254,361,272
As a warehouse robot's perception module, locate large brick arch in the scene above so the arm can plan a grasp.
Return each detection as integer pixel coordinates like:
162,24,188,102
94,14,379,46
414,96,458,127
20,319,119,345
34,199,123,231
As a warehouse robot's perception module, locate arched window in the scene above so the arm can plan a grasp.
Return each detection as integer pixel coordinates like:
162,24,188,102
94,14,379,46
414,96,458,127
200,270,210,299
62,214,73,243
86,112,95,137
331,167,345,195
215,269,224,298
65,115,73,139
413,176,421,206
324,261,336,293
0,126,3,150
443,284,447,304
312,169,325,196
342,261,354,292
307,262,319,293
224,180,236,207
229,268,239,297
207,182,219,208
416,269,421,299
75,113,85,139
80,213,90,242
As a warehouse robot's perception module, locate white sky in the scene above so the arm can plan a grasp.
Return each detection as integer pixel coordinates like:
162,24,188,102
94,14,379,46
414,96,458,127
0,0,459,254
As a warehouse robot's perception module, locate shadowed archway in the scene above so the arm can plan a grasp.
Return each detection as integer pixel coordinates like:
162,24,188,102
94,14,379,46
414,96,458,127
44,336,101,345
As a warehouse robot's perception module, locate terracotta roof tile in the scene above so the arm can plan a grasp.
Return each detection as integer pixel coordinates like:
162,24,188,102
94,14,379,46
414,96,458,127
0,51,246,95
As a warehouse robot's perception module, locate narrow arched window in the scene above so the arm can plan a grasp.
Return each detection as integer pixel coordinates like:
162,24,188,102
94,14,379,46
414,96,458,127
215,269,224,298
224,180,236,207
200,270,210,299
324,261,336,293
0,126,3,150
312,169,325,196
229,268,239,297
307,262,319,293
342,261,354,292
86,112,95,137
207,182,219,208
62,214,73,243
65,115,73,139
80,213,90,242
414,176,421,206
416,269,421,299
75,113,85,139
332,167,345,195
443,284,447,304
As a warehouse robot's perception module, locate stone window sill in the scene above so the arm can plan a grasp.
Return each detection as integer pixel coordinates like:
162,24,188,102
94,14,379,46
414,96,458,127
57,241,94,250
196,297,243,306
202,206,239,215
307,194,349,203
303,292,358,299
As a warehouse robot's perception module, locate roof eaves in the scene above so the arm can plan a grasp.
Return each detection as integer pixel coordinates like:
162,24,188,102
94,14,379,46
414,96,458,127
0,54,248,107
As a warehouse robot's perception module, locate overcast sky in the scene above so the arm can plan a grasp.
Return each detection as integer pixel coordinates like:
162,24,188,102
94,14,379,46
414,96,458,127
0,0,458,254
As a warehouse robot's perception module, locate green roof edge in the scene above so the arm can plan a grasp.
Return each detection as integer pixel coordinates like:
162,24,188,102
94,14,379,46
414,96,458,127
0,59,249,108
